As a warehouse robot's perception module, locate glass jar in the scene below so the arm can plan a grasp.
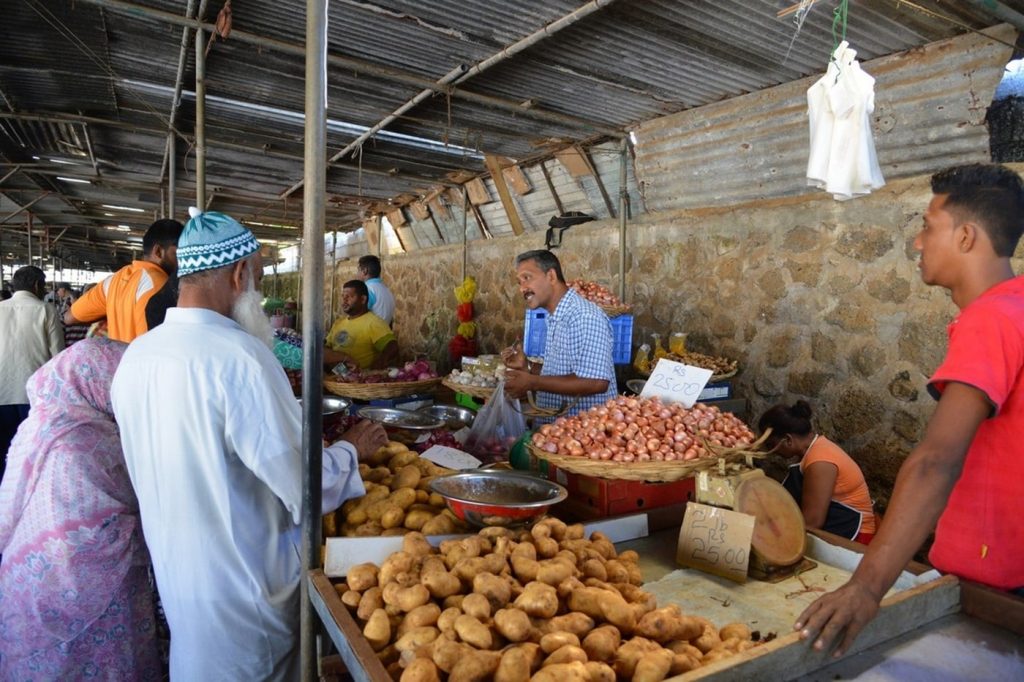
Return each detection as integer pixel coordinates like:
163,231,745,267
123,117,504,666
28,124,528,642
477,354,499,373
670,332,688,355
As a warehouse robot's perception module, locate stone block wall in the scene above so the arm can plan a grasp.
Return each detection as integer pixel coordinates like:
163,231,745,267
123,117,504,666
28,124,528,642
273,164,1021,509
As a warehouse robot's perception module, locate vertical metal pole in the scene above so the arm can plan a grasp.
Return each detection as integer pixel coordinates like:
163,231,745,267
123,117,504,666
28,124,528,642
195,23,207,209
300,0,327,680
462,185,468,282
618,137,628,302
329,229,337,322
168,132,177,220
27,216,32,265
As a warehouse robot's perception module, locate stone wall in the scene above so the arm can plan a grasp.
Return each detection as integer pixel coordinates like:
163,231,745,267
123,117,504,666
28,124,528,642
272,164,1022,510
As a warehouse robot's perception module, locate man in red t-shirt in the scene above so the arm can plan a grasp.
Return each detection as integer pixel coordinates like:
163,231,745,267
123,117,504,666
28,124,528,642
794,163,1024,657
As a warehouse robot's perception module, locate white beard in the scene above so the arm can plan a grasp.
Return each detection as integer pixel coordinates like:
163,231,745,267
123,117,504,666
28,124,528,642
231,280,275,350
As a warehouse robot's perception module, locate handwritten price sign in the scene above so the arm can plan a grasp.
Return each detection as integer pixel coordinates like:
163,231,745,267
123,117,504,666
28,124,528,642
675,502,755,583
640,358,714,407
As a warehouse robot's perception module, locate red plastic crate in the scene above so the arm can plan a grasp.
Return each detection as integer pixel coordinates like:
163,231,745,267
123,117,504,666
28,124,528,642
547,464,695,519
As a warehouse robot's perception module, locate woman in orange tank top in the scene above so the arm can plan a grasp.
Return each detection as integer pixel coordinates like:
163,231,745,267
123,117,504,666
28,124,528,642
759,400,877,544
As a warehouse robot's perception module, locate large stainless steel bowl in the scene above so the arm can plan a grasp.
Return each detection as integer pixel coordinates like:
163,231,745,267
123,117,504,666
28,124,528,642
418,404,475,430
297,396,351,415
356,406,445,430
429,471,567,528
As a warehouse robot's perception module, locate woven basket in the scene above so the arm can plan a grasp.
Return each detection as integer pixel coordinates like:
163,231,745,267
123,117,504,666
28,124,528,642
528,443,723,482
598,303,631,318
323,376,442,399
441,377,495,400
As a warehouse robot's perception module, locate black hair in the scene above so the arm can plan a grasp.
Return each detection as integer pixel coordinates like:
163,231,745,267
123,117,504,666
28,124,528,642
143,219,185,254
343,279,369,299
11,265,45,293
358,255,382,278
930,163,1024,257
758,400,814,442
515,249,566,284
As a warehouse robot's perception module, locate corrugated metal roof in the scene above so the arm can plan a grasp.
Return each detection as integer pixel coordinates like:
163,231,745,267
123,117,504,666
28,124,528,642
2,0,1022,269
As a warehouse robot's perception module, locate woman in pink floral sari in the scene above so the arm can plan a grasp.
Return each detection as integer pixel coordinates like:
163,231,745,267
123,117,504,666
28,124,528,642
0,337,160,680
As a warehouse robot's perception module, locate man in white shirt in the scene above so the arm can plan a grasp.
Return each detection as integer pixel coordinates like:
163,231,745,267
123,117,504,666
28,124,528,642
357,254,395,325
112,209,387,681
0,266,64,472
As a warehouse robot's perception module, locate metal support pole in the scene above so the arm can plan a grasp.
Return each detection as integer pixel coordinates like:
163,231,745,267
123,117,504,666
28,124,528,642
618,137,628,303
299,0,327,680
168,132,177,219
462,185,468,282
329,229,337,322
195,20,207,209
27,215,32,264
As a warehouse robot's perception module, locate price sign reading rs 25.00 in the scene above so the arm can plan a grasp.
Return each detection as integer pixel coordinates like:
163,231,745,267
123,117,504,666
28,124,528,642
676,502,755,583
640,359,714,407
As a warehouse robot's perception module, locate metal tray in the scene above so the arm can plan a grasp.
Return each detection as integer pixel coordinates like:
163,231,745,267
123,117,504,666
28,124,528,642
356,406,445,430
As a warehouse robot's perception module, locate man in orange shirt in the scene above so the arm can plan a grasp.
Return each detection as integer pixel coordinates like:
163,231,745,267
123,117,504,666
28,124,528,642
65,219,184,342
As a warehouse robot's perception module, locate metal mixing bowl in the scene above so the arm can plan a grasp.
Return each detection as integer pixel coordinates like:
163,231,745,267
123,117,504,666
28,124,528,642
297,396,351,415
429,470,567,528
356,406,445,430
626,379,646,395
418,404,475,430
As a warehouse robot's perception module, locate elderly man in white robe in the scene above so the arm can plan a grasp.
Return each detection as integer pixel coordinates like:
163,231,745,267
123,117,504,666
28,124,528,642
112,209,388,681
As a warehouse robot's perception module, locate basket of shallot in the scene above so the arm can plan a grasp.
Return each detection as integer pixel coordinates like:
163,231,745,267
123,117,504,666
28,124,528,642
323,360,442,399
527,395,765,482
568,278,631,318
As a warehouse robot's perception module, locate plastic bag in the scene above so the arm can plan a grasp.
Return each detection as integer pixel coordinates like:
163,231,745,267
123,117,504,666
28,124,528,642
463,379,527,464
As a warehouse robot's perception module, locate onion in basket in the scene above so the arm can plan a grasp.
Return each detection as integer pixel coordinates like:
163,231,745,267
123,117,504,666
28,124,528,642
530,395,754,462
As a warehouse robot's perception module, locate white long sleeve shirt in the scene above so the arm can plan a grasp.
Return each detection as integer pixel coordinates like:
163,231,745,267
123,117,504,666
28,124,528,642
112,307,364,681
0,291,64,404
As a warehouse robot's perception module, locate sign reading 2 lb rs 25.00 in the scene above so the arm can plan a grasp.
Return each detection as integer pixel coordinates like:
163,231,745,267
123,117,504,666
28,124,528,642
640,358,714,407
675,502,755,583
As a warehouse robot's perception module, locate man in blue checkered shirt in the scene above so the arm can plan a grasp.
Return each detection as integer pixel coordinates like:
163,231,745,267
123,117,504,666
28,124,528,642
502,250,618,420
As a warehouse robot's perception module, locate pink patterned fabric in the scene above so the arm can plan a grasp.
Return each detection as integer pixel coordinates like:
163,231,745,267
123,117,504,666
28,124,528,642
0,337,160,680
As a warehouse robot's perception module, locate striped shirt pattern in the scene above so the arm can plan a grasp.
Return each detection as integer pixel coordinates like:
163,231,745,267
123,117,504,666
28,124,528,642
536,288,618,419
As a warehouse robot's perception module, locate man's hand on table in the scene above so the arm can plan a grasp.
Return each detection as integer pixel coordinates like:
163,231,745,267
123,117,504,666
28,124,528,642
339,419,389,462
793,578,882,658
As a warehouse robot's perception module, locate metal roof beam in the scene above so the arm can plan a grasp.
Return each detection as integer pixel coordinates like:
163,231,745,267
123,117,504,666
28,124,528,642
75,0,622,137
1,192,50,224
0,111,459,188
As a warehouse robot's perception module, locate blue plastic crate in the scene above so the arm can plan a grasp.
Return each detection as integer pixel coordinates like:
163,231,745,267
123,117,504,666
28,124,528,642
524,310,633,364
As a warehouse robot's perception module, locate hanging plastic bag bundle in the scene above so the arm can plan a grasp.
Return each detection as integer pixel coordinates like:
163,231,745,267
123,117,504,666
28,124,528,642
463,379,527,464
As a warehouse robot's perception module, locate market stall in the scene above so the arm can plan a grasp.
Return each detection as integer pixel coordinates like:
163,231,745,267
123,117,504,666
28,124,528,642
309,514,1024,681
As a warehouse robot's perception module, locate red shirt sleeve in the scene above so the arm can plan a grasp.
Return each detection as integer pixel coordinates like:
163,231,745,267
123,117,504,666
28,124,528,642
929,305,1024,414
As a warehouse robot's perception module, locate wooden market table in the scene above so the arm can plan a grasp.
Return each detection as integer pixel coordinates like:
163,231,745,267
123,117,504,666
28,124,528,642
308,522,1024,681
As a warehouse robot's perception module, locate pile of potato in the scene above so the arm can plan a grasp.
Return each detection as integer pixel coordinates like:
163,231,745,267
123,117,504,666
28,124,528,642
325,441,469,537
336,518,757,681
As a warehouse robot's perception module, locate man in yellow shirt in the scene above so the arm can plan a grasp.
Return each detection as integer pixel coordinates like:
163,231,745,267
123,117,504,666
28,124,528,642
326,280,398,369
65,219,184,342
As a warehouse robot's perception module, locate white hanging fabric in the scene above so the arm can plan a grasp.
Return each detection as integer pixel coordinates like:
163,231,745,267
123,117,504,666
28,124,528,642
806,41,885,200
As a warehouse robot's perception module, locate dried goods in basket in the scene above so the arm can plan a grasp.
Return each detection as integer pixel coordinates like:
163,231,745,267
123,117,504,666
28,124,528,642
638,351,739,380
441,376,495,400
